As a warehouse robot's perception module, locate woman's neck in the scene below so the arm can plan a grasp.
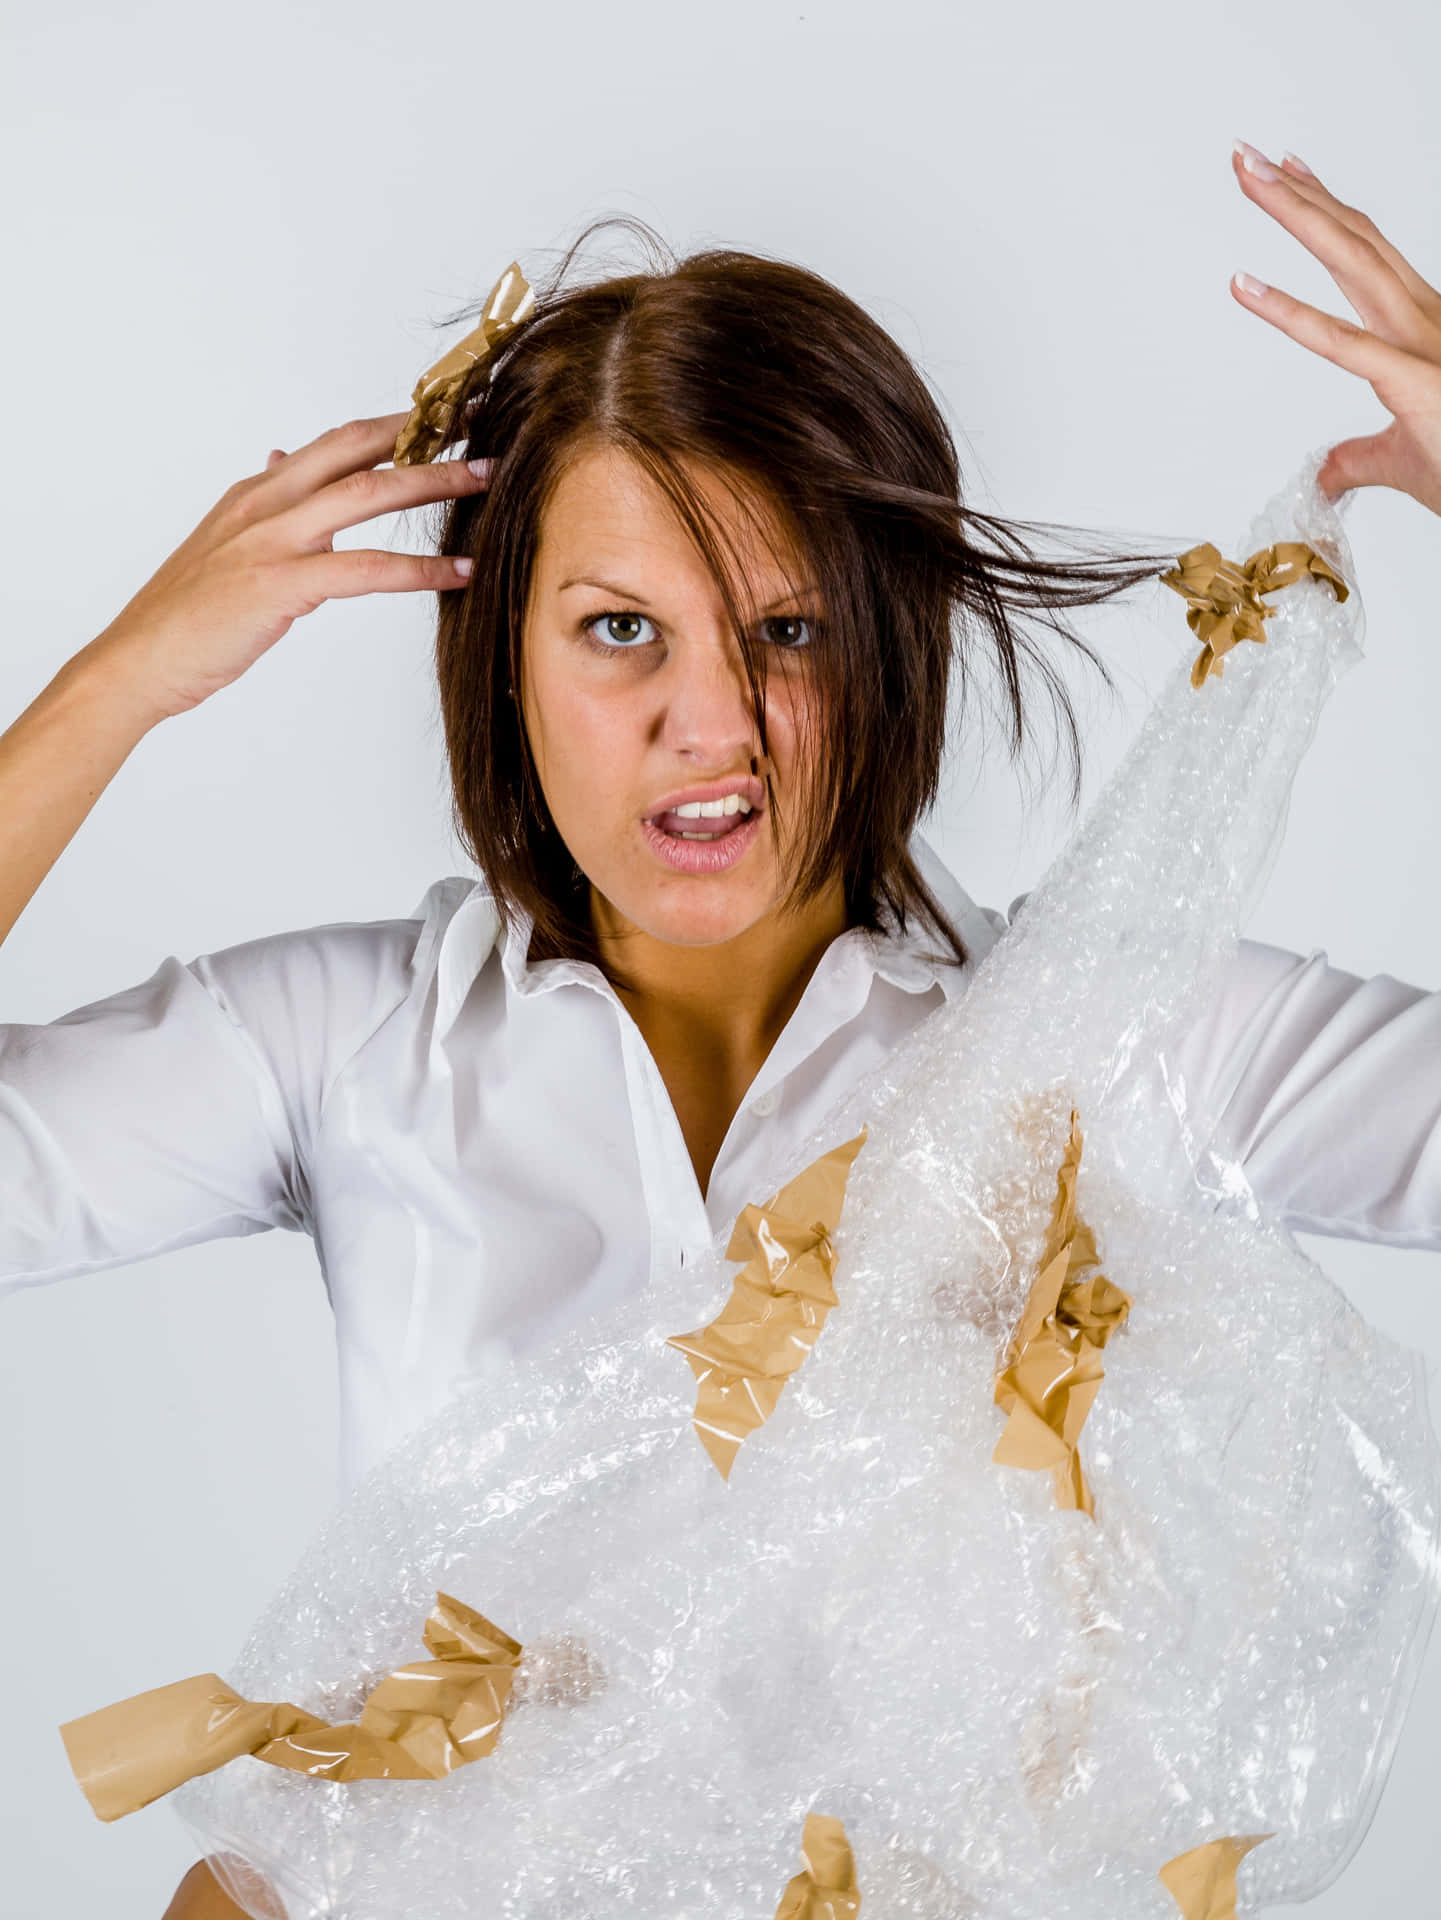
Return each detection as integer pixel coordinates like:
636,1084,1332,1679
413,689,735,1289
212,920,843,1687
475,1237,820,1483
589,878,851,1198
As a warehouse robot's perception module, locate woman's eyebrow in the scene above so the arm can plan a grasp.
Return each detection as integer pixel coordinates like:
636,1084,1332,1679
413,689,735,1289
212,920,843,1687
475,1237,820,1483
557,574,820,613
557,574,653,602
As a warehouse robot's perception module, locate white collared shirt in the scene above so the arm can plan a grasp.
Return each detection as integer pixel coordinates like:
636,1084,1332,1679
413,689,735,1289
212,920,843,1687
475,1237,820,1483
2,835,1438,1496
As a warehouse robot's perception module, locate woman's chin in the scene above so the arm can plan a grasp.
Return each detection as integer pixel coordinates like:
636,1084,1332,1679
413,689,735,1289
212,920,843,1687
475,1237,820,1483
591,870,777,952
636,896,774,950
583,824,782,949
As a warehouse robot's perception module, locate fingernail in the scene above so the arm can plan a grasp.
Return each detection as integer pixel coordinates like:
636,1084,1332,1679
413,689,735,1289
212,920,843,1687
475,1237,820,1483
467,457,494,479
453,556,474,576
1233,271,1270,298
1233,139,1280,182
1281,149,1316,178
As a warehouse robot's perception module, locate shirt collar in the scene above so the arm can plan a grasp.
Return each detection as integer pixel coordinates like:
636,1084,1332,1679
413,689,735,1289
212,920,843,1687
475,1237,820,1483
435,831,1006,1037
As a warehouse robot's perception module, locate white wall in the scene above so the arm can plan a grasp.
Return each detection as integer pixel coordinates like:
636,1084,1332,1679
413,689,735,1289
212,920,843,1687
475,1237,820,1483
2,1,1438,1913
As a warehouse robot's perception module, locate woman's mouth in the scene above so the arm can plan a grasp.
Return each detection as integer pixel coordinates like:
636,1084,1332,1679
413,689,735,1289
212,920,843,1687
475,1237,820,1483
640,795,763,873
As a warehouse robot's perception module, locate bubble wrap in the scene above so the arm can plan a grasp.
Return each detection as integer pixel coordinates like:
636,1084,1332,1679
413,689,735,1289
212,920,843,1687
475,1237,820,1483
174,448,1441,1919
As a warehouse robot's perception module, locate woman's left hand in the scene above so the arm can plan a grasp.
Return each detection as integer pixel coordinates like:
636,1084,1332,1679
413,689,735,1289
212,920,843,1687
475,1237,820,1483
1230,140,1441,515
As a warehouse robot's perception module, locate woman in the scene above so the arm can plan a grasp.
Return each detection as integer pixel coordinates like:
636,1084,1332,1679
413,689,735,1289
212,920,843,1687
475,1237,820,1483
2,145,1438,1919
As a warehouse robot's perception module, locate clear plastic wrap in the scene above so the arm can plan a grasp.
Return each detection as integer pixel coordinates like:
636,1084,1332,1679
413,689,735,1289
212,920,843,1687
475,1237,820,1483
172,447,1441,1918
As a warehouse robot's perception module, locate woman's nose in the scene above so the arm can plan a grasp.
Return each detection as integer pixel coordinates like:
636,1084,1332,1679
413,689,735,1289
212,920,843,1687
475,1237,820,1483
655,638,763,763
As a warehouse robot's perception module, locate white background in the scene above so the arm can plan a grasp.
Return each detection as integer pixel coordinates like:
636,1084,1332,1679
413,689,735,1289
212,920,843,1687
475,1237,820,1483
2,1,1439,1913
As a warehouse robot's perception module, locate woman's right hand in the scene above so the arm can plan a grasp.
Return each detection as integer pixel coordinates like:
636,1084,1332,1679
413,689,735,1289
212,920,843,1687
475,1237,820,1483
90,411,490,723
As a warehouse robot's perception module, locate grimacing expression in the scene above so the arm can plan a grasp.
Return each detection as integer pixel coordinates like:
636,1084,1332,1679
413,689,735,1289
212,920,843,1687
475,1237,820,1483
520,444,827,949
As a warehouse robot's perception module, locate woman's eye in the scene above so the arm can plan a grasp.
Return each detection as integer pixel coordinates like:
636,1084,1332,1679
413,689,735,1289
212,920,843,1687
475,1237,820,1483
763,616,813,649
584,610,657,649
580,610,817,652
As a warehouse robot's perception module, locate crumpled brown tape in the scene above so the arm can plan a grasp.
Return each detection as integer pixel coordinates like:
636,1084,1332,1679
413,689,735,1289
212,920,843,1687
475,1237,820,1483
392,261,536,465
667,1128,868,1481
991,1107,1132,1516
60,1590,522,1823
1158,1833,1275,1918
1160,539,1349,689
773,1811,862,1918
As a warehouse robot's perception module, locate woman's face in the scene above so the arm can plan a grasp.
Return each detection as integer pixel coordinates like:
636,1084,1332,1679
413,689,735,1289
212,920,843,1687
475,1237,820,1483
521,443,825,949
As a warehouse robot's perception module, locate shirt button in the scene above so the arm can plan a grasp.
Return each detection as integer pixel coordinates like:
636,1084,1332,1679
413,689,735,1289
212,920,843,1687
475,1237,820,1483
749,1089,778,1117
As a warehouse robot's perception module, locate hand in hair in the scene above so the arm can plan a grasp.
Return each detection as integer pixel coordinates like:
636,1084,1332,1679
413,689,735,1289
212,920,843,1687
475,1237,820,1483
1230,141,1441,517
89,412,491,725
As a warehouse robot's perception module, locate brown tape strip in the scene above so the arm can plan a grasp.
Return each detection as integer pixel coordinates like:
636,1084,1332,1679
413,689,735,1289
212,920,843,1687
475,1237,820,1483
773,1811,862,1918
1160,539,1349,689
1158,1833,1276,1918
60,1590,522,1821
667,1128,868,1480
991,1108,1132,1515
392,261,536,466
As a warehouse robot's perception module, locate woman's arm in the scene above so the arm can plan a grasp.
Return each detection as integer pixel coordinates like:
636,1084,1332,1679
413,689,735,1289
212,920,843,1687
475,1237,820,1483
0,417,491,1289
997,896,1440,1249
0,414,485,952
0,642,170,949
1141,153,1441,1240
1166,937,1441,1249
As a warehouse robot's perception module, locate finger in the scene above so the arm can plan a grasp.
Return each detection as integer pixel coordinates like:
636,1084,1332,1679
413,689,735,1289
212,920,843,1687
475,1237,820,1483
1276,152,1441,318
237,412,420,516
1230,145,1436,355
1229,270,1439,418
1318,423,1403,499
272,452,494,552
291,547,476,602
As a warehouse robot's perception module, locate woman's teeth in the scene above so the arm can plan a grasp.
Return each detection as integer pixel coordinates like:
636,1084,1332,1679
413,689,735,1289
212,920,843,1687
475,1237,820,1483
674,793,752,818
652,791,755,839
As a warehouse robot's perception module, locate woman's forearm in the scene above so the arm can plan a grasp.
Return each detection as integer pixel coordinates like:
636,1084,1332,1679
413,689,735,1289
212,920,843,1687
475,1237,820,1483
0,636,167,950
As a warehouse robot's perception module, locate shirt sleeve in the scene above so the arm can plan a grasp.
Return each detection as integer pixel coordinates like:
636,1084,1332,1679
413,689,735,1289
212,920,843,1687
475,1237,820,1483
0,914,420,1298
997,892,1441,1250
1164,937,1441,1251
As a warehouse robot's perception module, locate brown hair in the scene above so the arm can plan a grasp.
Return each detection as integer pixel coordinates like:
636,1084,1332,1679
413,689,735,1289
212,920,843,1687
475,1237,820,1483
427,216,1184,976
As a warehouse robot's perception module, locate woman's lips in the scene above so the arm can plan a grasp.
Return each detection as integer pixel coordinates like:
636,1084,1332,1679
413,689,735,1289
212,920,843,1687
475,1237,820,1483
640,808,762,874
